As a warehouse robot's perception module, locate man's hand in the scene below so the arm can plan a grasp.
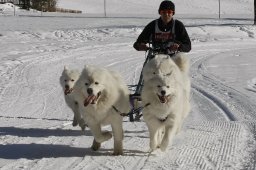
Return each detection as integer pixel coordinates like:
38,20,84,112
137,43,149,51
169,43,180,52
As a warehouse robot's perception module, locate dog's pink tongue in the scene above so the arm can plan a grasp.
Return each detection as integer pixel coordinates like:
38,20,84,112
84,95,96,106
65,88,72,95
159,96,167,103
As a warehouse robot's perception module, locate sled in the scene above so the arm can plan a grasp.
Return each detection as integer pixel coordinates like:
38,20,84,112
126,47,152,121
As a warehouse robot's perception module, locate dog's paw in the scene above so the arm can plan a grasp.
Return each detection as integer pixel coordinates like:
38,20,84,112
149,141,158,151
79,123,87,131
91,139,101,151
160,145,168,152
78,119,86,126
72,119,78,127
160,140,169,151
80,125,86,131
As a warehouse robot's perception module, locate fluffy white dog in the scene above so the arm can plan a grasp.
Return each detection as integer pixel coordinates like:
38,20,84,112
60,66,87,131
143,53,191,107
142,52,190,81
141,54,191,152
75,65,130,155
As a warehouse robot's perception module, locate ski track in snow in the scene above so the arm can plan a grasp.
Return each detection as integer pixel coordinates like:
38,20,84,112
1,18,256,169
190,46,256,122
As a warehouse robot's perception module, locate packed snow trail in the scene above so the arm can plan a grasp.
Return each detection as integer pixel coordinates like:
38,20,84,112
1,17,256,169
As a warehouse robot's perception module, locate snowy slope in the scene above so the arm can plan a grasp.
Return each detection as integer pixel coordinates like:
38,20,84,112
1,0,256,169
57,0,253,16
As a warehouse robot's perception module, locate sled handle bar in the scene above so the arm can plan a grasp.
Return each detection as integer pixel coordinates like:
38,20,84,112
146,47,177,58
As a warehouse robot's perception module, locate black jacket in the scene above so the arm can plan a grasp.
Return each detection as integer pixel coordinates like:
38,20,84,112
133,18,191,52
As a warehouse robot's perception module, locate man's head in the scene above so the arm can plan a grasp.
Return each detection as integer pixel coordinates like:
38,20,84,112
158,0,175,14
158,1,175,24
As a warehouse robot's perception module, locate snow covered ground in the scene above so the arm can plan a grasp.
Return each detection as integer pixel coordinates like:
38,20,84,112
1,0,256,169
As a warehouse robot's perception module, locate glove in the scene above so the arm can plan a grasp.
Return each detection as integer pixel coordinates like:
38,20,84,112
169,43,180,52
137,43,149,51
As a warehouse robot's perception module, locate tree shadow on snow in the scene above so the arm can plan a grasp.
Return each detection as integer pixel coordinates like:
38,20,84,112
0,126,92,137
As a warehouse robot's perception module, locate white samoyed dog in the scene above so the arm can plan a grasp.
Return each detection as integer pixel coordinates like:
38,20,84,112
142,53,191,105
143,52,190,81
60,66,87,131
141,54,191,152
75,65,130,155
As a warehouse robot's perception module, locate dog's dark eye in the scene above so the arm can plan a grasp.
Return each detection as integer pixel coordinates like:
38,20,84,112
153,72,156,75
166,86,170,88
71,79,74,82
157,85,161,88
85,83,88,86
64,80,67,82
95,82,99,85
166,71,173,76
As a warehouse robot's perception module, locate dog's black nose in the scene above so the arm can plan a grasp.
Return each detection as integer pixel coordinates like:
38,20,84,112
161,90,166,96
87,88,93,95
65,85,69,89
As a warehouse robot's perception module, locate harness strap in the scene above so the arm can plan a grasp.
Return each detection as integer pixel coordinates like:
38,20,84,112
112,106,127,117
172,19,176,40
112,105,120,113
112,103,151,117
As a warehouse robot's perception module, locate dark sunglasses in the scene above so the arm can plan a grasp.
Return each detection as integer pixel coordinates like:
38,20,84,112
160,10,174,15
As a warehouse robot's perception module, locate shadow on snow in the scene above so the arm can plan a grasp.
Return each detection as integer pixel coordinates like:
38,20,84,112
0,126,92,137
0,144,111,159
0,143,148,159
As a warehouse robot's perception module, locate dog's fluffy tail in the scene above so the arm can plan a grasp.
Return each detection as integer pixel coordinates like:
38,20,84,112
173,52,190,74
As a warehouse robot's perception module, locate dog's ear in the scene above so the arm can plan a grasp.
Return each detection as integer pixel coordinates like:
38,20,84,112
64,65,68,70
